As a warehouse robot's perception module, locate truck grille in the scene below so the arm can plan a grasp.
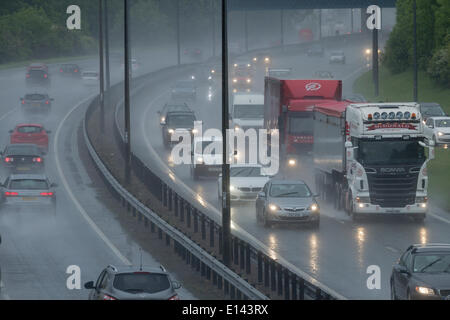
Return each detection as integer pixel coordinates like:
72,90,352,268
366,170,419,208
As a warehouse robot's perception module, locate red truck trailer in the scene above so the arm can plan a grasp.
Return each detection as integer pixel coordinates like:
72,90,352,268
264,78,343,173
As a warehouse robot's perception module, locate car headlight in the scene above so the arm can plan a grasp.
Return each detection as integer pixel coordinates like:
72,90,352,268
233,64,238,67
246,78,251,83
160,117,165,123
308,203,319,212
268,204,280,212
438,132,444,137
196,156,204,163
247,64,251,67
415,286,435,295
168,128,174,134
230,185,235,192
233,78,237,83
234,125,240,131
288,158,296,166
365,48,371,55
208,76,212,80
253,57,257,62
211,69,215,74
264,57,270,62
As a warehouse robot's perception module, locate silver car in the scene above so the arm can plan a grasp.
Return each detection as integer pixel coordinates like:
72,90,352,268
329,50,346,64
255,179,320,228
0,174,57,215
84,265,181,300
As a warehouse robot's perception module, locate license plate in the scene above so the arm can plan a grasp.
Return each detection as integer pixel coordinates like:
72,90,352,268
17,167,30,171
386,209,401,213
32,103,40,106
22,197,37,201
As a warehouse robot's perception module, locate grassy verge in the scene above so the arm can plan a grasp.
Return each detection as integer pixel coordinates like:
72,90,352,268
0,53,98,71
353,66,450,211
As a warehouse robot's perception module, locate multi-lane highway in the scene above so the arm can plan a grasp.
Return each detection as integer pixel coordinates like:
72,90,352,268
0,46,196,299
123,39,450,299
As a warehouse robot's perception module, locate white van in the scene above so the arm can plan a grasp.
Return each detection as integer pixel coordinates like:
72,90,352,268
231,93,264,131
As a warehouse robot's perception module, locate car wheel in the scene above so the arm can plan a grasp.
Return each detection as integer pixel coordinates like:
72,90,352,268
390,280,398,300
263,209,272,228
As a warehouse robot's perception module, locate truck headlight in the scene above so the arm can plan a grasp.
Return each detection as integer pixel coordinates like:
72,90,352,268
365,48,371,55
246,78,251,83
233,78,237,83
288,159,296,166
230,185,235,192
415,286,435,295
234,125,240,131
264,57,270,63
192,128,198,134
168,128,174,134
196,156,204,163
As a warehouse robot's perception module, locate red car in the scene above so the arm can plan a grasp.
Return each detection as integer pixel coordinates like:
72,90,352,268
9,124,50,152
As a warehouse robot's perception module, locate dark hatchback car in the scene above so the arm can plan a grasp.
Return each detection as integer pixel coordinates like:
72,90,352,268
84,265,181,300
26,64,50,87
59,63,81,77
390,243,450,300
20,93,53,114
161,111,197,147
0,144,45,174
419,103,446,122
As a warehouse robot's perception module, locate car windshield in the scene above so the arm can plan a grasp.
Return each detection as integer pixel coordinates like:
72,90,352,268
113,273,170,294
194,140,222,155
233,104,264,119
230,167,262,177
29,70,46,77
413,253,450,273
357,139,426,166
167,114,195,127
6,145,39,155
25,94,45,100
175,81,194,89
288,112,314,135
17,126,42,133
421,105,445,116
435,120,450,127
270,183,311,198
9,179,48,190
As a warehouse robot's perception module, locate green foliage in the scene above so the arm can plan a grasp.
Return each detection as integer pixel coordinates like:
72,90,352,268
428,42,450,87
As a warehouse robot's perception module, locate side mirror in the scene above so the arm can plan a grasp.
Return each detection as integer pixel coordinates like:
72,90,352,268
218,173,222,177
84,281,95,290
50,98,54,101
257,191,266,198
345,141,353,148
46,130,51,134
313,194,319,198
8,130,13,133
397,265,410,275
172,281,182,289
51,183,58,188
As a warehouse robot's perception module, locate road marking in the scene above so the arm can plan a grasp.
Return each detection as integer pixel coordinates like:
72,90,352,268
54,93,131,266
385,246,399,253
428,212,450,225
0,109,15,122
0,281,10,300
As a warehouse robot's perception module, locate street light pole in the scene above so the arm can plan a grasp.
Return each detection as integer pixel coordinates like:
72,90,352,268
221,0,231,267
212,0,216,57
413,0,418,102
373,28,379,96
104,0,111,91
280,9,284,47
124,0,131,184
244,9,248,52
176,0,181,66
99,0,105,133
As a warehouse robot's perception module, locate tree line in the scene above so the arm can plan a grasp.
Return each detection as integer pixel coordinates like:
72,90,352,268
382,0,449,87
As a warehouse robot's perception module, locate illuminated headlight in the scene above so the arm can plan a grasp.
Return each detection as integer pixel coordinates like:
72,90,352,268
168,128,174,134
308,203,319,212
233,64,238,67
230,185,235,192
196,156,204,163
264,57,270,62
438,132,444,137
211,69,215,74
247,64,251,67
358,203,365,208
365,48,371,55
268,204,280,212
246,78,251,83
233,78,237,83
234,125,240,131
192,128,198,134
253,57,257,62
208,76,212,80
288,159,296,166
233,89,237,93
160,117,165,123
191,75,195,80
415,286,435,295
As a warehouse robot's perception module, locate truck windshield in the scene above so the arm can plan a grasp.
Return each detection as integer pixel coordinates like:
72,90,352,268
357,140,425,166
167,114,195,128
233,104,264,119
288,112,313,135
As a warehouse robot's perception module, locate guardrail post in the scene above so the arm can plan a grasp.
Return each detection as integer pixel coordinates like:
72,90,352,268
162,184,167,207
206,266,211,280
180,198,184,222
224,280,229,296
218,227,223,255
240,242,245,270
144,215,148,227
201,215,206,240
284,269,290,300
186,249,190,264
316,288,322,300
186,204,191,228
193,209,198,233
213,271,217,285
233,239,239,266
209,222,214,247
168,188,172,211
264,256,269,287
150,221,155,233
236,290,242,300
158,227,163,240
291,274,297,300
201,261,206,277
270,260,276,292
174,193,178,217
174,240,178,254
258,252,263,282
196,257,201,272
230,285,236,300
217,275,223,290
299,278,305,300
277,264,283,296
245,244,251,274
165,233,170,246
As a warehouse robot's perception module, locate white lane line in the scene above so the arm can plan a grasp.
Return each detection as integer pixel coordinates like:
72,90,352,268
54,93,131,266
428,212,450,225
385,246,399,253
0,109,15,122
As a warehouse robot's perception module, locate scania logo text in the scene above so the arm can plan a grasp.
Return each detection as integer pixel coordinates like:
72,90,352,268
305,82,321,91
380,167,406,174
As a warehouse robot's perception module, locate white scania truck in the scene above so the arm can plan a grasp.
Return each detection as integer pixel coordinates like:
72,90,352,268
313,102,434,221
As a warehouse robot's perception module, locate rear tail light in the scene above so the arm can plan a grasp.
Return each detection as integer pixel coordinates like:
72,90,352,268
26,74,30,78
5,192,18,197
74,69,78,72
60,69,63,72
33,157,42,163
40,192,53,196
168,294,179,300
22,100,25,104
5,157,13,163
45,100,49,104
102,294,117,300
44,74,48,78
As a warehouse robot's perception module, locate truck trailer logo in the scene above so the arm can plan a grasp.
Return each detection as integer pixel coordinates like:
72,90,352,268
380,167,406,174
305,82,321,91
366,123,417,131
